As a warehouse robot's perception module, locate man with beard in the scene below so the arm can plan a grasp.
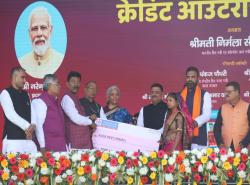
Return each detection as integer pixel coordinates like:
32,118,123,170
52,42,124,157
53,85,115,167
214,81,250,151
19,7,63,79
0,67,37,153
137,83,168,131
180,66,212,150
61,71,97,150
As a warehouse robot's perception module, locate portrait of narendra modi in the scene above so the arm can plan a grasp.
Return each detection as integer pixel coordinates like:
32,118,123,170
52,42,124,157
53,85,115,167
15,2,67,79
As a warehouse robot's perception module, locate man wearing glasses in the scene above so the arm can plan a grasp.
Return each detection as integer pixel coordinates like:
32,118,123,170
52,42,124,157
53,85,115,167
214,81,250,151
32,74,67,152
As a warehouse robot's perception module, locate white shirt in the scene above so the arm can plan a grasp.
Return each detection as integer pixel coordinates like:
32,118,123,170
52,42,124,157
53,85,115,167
99,107,107,120
195,92,212,127
61,95,93,126
0,89,37,153
137,107,167,133
31,98,47,148
0,89,32,131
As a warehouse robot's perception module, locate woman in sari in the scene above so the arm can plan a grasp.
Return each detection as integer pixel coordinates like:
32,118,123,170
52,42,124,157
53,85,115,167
161,92,195,152
103,85,132,124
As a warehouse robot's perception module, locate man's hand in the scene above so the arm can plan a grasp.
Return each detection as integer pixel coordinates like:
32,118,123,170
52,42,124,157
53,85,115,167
193,120,199,127
89,114,97,121
90,123,97,129
25,124,36,140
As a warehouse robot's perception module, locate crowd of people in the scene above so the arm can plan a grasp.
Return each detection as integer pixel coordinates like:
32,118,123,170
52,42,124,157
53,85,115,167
0,66,250,154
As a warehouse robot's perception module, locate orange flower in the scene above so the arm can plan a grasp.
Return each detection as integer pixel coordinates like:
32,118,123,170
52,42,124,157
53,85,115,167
62,159,71,168
91,174,97,181
179,164,186,173
178,151,186,160
40,176,49,184
19,160,29,168
165,182,171,185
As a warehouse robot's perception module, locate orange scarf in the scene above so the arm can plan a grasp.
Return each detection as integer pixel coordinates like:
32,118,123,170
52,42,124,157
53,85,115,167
181,85,202,136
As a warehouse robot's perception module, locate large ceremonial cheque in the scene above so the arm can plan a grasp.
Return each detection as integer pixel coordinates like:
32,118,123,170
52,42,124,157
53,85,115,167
92,119,161,152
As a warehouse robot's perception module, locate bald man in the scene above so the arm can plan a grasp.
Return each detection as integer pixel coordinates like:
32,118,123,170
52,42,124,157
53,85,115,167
19,7,63,79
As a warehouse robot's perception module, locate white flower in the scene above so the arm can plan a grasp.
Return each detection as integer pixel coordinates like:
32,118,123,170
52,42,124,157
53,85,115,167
241,148,248,154
191,159,196,164
102,177,109,183
168,157,175,165
19,167,25,173
127,151,133,157
198,165,203,173
220,155,228,162
214,147,219,153
52,152,61,160
98,160,106,167
34,152,42,158
214,158,219,163
138,161,142,167
17,182,24,185
109,166,118,173
183,159,190,167
165,173,174,182
236,153,241,158
150,167,157,172
55,176,63,183
143,152,150,157
41,168,49,175
89,155,96,162
109,150,117,156
139,167,148,175
186,166,191,173
211,174,218,181
191,149,198,154
184,150,191,154
79,176,86,183
238,171,246,179
92,166,97,174
62,173,67,179
206,161,213,170
80,161,86,166
196,151,202,159
66,169,73,176
173,151,179,156
25,179,34,185
228,151,235,157
11,175,17,181
71,153,81,162
163,154,168,159
126,168,135,176
29,159,36,167
201,148,207,154
3,168,10,173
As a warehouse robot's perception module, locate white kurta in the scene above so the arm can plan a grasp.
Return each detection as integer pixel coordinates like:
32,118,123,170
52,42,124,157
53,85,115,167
0,90,37,153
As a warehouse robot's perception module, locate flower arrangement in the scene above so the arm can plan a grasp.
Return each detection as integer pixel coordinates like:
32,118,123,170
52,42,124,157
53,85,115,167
0,147,249,185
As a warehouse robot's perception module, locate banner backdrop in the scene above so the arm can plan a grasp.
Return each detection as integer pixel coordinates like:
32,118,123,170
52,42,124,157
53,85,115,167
0,0,250,147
